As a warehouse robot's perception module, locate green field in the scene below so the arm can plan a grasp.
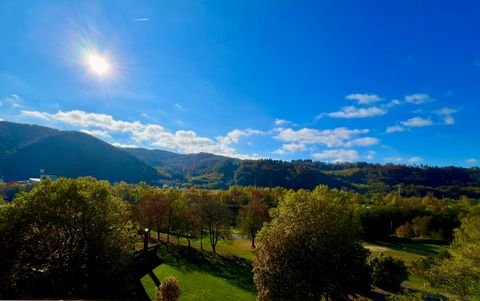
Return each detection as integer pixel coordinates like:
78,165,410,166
365,241,447,290
148,232,256,261
140,234,447,300
141,236,256,301
364,241,446,264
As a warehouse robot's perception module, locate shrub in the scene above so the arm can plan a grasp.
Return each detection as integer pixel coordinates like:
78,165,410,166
156,276,181,301
370,254,408,292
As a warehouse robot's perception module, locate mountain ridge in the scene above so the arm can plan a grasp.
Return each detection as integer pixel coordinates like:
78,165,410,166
1,121,479,198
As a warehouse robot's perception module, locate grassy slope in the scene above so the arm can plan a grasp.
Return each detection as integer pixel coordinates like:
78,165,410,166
141,233,446,300
141,234,256,301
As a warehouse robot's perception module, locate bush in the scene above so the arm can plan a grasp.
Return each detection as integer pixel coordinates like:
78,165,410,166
156,276,181,301
370,254,408,291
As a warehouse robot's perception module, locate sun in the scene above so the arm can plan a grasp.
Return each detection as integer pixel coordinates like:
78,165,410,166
87,53,110,75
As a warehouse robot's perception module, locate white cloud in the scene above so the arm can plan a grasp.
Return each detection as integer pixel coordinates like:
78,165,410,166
386,125,407,133
112,142,139,148
401,117,433,127
80,129,112,139
274,143,306,155
434,107,458,125
275,127,369,148
274,118,291,126
365,151,376,160
408,156,423,163
385,156,423,164
404,93,434,104
312,149,360,162
21,110,51,121
344,137,379,147
175,103,185,110
3,94,23,109
326,106,387,118
134,18,149,21
217,129,264,148
384,99,402,108
20,109,262,158
466,158,478,164
345,93,382,104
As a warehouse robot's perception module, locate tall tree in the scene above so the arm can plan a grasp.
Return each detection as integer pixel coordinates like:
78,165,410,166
203,192,231,254
237,197,269,248
253,186,371,301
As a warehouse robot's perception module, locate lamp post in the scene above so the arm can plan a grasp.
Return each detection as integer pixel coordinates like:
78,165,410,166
143,228,149,253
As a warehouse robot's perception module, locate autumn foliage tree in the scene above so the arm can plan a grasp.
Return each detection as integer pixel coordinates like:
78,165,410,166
237,197,269,247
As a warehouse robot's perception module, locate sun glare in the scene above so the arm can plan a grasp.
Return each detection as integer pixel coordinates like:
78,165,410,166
87,54,110,75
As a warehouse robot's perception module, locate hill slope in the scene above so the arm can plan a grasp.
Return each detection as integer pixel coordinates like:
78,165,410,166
1,121,479,198
125,148,480,197
0,122,160,183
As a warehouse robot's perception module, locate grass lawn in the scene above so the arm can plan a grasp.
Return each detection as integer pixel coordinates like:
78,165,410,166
141,241,256,301
142,264,256,301
364,241,446,264
149,231,256,261
364,241,447,291
139,232,448,300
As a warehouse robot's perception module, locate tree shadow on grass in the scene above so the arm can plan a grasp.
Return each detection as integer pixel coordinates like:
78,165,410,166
373,241,443,257
157,242,256,292
131,248,164,301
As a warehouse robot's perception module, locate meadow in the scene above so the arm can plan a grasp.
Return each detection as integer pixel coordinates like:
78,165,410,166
140,233,446,300
141,233,256,301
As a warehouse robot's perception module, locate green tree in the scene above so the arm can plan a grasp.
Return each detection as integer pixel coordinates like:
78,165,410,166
0,177,135,299
203,192,231,254
253,186,371,301
427,215,480,300
370,254,408,291
237,197,269,248
412,215,433,238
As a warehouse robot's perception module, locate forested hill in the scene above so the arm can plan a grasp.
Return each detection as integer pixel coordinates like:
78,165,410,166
1,121,479,198
0,121,159,183
125,148,480,197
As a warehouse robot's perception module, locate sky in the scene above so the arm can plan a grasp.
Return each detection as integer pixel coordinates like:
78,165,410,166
0,0,479,166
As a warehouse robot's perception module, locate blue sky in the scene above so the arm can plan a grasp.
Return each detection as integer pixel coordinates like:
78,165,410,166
0,1,479,166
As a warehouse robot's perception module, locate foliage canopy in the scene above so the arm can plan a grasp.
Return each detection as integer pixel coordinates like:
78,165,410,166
253,186,370,301
0,177,135,299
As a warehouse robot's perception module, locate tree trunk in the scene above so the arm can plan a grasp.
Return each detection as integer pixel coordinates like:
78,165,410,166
167,211,171,243
251,232,256,248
